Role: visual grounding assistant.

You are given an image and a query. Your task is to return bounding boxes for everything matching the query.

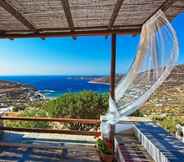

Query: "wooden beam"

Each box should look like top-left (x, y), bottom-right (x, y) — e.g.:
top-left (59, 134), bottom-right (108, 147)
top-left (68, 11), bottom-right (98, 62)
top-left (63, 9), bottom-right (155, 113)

top-left (143, 0), bottom-right (177, 24)
top-left (0, 27), bottom-right (141, 39)
top-left (0, 116), bottom-right (100, 125)
top-left (61, 0), bottom-right (76, 39)
top-left (110, 33), bottom-right (116, 99)
top-left (161, 0), bottom-right (177, 11)
top-left (0, 126), bottom-right (98, 136)
top-left (0, 0), bottom-right (35, 30)
top-left (0, 24), bottom-right (141, 33)
top-left (108, 0), bottom-right (125, 29)
top-left (0, 30), bottom-right (5, 35)
top-left (61, 0), bottom-right (74, 30)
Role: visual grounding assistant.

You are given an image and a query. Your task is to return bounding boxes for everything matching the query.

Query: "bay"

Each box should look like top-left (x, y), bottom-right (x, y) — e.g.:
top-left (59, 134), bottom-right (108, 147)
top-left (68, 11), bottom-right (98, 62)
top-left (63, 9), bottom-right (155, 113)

top-left (0, 76), bottom-right (109, 98)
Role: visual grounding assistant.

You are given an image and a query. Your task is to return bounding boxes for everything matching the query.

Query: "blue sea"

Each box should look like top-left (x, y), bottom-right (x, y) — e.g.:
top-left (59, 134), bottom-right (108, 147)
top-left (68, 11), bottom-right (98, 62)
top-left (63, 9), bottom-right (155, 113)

top-left (0, 76), bottom-right (109, 98)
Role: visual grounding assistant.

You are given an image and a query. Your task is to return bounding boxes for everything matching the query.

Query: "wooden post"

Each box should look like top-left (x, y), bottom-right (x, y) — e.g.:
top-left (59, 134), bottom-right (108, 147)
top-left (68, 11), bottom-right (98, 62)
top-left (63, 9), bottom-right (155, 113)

top-left (110, 33), bottom-right (116, 159)
top-left (110, 33), bottom-right (116, 99)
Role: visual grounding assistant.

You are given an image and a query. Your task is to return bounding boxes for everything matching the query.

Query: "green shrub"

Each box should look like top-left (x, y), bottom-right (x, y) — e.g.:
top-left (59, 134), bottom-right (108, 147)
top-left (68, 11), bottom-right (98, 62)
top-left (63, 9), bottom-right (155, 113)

top-left (6, 91), bottom-right (109, 130)
top-left (44, 91), bottom-right (108, 130)
top-left (96, 139), bottom-right (112, 154)
top-left (131, 110), bottom-right (144, 117)
top-left (152, 115), bottom-right (184, 134)
top-left (160, 117), bottom-right (179, 133)
top-left (45, 91), bottom-right (108, 117)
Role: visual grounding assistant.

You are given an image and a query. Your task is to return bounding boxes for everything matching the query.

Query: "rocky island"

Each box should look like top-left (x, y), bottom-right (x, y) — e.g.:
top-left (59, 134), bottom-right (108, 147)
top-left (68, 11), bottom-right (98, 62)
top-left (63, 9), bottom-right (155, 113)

top-left (88, 77), bottom-right (110, 85)
top-left (0, 80), bottom-right (45, 112)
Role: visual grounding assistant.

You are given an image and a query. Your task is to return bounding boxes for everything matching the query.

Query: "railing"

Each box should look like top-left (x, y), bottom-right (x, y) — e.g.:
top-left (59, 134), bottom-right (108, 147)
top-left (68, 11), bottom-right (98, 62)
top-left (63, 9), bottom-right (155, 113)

top-left (0, 116), bottom-right (101, 136)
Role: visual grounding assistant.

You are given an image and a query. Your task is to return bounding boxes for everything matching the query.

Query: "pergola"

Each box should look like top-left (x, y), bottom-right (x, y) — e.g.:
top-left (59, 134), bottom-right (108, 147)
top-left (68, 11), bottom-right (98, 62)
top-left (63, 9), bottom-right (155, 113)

top-left (0, 0), bottom-right (184, 136)
top-left (0, 0), bottom-right (183, 39)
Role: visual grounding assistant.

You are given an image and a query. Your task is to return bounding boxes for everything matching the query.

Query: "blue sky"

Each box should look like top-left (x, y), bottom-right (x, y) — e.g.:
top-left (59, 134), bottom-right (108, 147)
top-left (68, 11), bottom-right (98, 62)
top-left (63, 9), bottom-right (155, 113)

top-left (0, 12), bottom-right (184, 76)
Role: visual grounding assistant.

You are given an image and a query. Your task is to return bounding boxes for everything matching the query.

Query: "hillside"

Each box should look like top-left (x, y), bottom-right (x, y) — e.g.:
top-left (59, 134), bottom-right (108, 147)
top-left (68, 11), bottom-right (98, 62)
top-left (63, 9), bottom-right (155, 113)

top-left (141, 64), bottom-right (184, 116)
top-left (0, 80), bottom-right (45, 109)
top-left (91, 64), bottom-right (184, 116)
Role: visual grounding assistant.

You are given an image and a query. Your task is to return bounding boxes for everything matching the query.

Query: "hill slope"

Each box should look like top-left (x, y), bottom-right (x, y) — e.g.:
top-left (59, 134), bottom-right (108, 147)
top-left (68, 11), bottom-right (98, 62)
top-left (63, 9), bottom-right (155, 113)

top-left (141, 64), bottom-right (184, 116)
top-left (0, 80), bottom-right (45, 109)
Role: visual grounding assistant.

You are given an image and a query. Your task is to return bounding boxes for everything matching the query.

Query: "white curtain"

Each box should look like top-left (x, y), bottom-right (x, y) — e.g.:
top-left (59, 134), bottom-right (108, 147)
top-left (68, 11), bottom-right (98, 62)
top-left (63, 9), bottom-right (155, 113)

top-left (101, 10), bottom-right (179, 138)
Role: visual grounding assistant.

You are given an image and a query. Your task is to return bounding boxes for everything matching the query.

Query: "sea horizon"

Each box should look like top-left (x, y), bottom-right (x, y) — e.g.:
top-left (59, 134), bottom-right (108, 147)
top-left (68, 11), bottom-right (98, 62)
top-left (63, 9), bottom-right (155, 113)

top-left (0, 74), bottom-right (109, 77)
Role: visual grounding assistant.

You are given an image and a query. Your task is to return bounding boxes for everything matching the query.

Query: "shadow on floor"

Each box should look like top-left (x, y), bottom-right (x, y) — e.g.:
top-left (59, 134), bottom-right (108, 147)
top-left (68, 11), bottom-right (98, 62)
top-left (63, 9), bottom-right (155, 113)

top-left (135, 122), bottom-right (184, 162)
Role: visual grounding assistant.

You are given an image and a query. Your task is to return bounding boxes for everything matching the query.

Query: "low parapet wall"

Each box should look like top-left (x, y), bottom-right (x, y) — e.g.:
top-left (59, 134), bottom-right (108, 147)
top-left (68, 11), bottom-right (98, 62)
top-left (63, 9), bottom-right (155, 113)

top-left (134, 122), bottom-right (184, 162)
top-left (100, 116), bottom-right (151, 138)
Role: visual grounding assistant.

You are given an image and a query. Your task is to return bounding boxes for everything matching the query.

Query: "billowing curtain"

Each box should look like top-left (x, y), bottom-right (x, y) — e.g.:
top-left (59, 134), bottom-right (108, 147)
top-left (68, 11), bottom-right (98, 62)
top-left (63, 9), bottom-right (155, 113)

top-left (101, 10), bottom-right (179, 138)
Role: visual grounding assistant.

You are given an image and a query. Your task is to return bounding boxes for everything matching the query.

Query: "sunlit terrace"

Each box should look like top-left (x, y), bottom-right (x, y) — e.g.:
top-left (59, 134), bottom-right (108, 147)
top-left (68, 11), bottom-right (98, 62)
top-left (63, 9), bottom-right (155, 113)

top-left (0, 0), bottom-right (184, 162)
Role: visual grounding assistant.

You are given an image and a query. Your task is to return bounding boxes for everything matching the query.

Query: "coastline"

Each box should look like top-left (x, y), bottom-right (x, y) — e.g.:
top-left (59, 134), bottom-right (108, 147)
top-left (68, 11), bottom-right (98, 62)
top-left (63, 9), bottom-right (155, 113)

top-left (0, 80), bottom-right (46, 109)
top-left (88, 81), bottom-right (110, 85)
top-left (0, 76), bottom-right (110, 100)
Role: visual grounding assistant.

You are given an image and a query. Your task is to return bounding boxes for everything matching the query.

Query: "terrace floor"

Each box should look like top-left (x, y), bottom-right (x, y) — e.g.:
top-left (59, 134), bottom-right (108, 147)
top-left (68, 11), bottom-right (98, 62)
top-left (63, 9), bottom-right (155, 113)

top-left (0, 131), bottom-right (101, 162)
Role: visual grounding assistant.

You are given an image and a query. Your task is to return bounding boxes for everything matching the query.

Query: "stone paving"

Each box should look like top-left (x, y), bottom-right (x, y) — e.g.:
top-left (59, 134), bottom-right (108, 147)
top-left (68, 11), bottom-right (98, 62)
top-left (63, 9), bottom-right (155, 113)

top-left (0, 131), bottom-right (101, 162)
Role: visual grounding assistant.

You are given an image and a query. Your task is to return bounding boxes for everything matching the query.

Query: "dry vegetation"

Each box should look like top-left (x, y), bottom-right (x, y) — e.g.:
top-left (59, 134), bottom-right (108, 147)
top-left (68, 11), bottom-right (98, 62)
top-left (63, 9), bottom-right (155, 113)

top-left (141, 65), bottom-right (184, 116)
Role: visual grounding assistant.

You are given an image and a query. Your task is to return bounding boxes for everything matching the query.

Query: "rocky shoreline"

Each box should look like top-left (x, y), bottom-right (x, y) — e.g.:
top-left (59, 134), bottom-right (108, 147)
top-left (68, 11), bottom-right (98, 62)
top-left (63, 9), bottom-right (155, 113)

top-left (0, 80), bottom-right (45, 110)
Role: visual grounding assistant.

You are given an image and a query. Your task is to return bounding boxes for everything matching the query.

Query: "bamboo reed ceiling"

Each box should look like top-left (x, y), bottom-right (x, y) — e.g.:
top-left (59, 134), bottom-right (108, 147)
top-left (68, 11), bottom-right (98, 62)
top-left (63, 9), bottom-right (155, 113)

top-left (0, 0), bottom-right (183, 38)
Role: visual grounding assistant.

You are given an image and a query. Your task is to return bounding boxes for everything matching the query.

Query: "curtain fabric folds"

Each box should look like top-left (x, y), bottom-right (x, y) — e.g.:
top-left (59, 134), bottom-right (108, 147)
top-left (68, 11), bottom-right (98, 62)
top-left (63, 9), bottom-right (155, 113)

top-left (101, 10), bottom-right (179, 138)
